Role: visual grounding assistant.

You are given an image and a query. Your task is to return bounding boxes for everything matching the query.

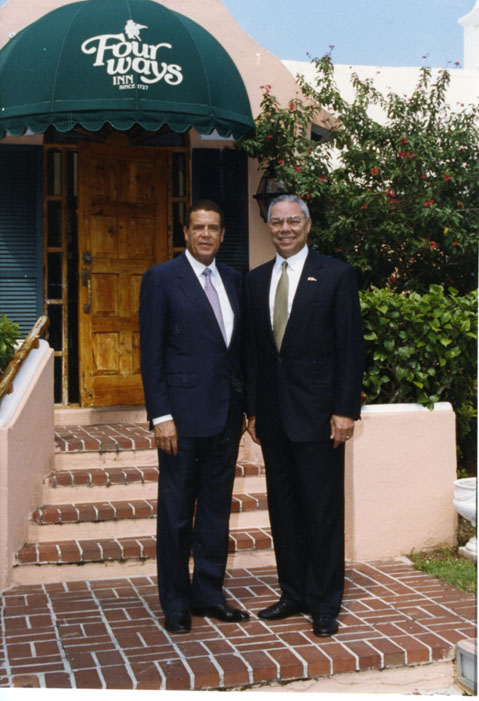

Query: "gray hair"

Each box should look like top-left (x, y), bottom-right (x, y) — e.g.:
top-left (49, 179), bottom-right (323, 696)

top-left (267, 195), bottom-right (310, 222)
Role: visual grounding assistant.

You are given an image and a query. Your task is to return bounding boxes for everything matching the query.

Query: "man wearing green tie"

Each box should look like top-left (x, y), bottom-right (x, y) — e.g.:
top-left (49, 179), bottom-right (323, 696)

top-left (245, 195), bottom-right (364, 638)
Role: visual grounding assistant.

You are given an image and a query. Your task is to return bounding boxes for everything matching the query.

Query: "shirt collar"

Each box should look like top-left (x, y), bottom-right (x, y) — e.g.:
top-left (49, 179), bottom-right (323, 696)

top-left (185, 248), bottom-right (218, 277)
top-left (274, 244), bottom-right (308, 271)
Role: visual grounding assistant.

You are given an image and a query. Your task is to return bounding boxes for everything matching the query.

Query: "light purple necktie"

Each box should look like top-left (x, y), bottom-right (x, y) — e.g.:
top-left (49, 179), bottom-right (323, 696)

top-left (202, 268), bottom-right (227, 343)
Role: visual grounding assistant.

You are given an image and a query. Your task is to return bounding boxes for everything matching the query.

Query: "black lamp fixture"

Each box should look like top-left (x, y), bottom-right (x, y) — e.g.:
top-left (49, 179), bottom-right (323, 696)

top-left (253, 173), bottom-right (290, 221)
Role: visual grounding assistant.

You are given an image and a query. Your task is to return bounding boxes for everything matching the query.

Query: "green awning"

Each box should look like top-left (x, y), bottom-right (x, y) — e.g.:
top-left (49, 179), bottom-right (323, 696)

top-left (0, 0), bottom-right (254, 139)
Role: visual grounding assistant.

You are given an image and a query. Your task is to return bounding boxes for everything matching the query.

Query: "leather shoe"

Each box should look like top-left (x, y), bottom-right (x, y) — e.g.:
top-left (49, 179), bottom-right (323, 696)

top-left (258, 600), bottom-right (305, 620)
top-left (191, 602), bottom-right (249, 622)
top-left (164, 610), bottom-right (191, 634)
top-left (312, 615), bottom-right (338, 637)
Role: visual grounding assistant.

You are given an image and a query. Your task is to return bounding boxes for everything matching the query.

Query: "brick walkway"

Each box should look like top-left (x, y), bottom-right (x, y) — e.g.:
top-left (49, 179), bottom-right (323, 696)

top-left (1, 562), bottom-right (476, 690)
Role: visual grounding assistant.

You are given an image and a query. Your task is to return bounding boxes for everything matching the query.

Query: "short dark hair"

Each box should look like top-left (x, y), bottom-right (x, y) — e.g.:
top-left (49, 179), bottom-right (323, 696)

top-left (185, 200), bottom-right (225, 228)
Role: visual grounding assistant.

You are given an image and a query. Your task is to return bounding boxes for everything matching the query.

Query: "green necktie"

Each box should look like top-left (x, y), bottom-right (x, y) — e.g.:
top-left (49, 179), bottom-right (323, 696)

top-left (273, 261), bottom-right (289, 350)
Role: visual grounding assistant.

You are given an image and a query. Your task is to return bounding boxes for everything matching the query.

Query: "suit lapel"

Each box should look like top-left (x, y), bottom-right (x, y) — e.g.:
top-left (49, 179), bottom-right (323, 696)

top-left (176, 254), bottom-right (224, 338)
top-left (258, 260), bottom-right (277, 350)
top-left (281, 251), bottom-right (325, 349)
top-left (218, 264), bottom-right (240, 345)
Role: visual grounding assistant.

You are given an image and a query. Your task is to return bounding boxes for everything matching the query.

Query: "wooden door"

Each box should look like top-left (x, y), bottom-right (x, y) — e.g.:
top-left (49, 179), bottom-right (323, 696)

top-left (78, 133), bottom-right (168, 406)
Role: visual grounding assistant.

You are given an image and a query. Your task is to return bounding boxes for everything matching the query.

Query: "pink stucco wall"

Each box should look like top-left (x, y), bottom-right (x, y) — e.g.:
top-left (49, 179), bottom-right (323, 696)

top-left (242, 403), bottom-right (458, 562)
top-left (345, 403), bottom-right (457, 561)
top-left (0, 343), bottom-right (55, 589)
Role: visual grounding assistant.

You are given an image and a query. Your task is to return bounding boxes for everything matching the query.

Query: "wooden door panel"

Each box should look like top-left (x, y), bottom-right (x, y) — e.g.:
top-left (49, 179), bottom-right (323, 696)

top-left (118, 216), bottom-right (155, 260)
top-left (92, 332), bottom-right (119, 374)
top-left (78, 136), bottom-right (168, 407)
top-left (91, 217), bottom-right (118, 258)
top-left (90, 157), bottom-right (119, 202)
top-left (91, 274), bottom-right (118, 316)
top-left (119, 160), bottom-right (156, 202)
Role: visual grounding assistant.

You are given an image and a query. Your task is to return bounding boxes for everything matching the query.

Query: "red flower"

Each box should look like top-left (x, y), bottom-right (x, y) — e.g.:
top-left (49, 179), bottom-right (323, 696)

top-left (399, 137), bottom-right (409, 144)
top-left (266, 134), bottom-right (273, 139)
top-left (452, 241), bottom-right (459, 247)
top-left (458, 201), bottom-right (464, 207)
top-left (319, 175), bottom-right (327, 182)
top-left (423, 199), bottom-right (434, 207)
top-left (370, 167), bottom-right (379, 175)
top-left (289, 102), bottom-right (295, 110)
top-left (421, 174), bottom-right (428, 180)
top-left (443, 174), bottom-right (452, 181)
top-left (399, 151), bottom-right (405, 158)
top-left (294, 166), bottom-right (302, 172)
top-left (306, 193), bottom-right (311, 200)
top-left (429, 241), bottom-right (438, 249)
top-left (360, 203), bottom-right (368, 210)
top-left (277, 159), bottom-right (284, 165)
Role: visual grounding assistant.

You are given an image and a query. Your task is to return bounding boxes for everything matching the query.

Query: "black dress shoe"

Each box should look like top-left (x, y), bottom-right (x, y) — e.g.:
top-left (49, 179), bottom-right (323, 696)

top-left (164, 610), bottom-right (191, 634)
top-left (258, 600), bottom-right (305, 620)
top-left (191, 603), bottom-right (249, 622)
top-left (312, 615), bottom-right (338, 637)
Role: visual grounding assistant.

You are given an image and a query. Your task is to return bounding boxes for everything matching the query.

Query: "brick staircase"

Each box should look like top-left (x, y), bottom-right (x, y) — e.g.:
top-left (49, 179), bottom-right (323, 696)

top-left (13, 420), bottom-right (275, 585)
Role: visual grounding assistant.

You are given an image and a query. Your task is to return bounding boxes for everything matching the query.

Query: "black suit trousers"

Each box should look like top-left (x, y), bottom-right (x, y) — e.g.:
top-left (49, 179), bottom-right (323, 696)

top-left (156, 410), bottom-right (242, 614)
top-left (260, 425), bottom-right (345, 617)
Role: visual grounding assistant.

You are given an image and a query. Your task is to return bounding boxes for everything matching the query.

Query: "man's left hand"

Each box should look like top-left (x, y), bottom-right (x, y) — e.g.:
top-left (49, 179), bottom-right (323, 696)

top-left (330, 414), bottom-right (355, 449)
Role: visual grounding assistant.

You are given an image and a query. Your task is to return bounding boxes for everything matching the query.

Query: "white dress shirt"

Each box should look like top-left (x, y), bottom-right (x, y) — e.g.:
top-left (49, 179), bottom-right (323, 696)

top-left (269, 245), bottom-right (309, 325)
top-left (153, 250), bottom-right (235, 426)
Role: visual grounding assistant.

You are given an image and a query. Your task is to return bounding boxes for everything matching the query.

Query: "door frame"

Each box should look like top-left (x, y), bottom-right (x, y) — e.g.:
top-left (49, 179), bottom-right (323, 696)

top-left (42, 130), bottom-right (190, 406)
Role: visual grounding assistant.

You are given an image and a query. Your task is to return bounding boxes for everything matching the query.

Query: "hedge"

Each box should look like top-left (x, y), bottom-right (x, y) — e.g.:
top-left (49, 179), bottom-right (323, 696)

top-left (360, 285), bottom-right (477, 474)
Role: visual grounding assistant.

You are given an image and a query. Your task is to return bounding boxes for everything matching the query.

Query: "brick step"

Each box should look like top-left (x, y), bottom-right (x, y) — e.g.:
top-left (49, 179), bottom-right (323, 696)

top-left (54, 422), bottom-right (154, 453)
top-left (28, 494), bottom-right (270, 541)
top-left (33, 492), bottom-right (268, 525)
top-left (47, 462), bottom-right (264, 486)
top-left (41, 463), bottom-right (266, 505)
top-left (17, 527), bottom-right (273, 565)
top-left (12, 529), bottom-right (276, 585)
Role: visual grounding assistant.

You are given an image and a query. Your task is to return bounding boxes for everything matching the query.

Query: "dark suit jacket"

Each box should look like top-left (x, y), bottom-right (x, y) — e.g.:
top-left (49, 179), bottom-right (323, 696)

top-left (139, 253), bottom-right (243, 438)
top-left (246, 249), bottom-right (364, 442)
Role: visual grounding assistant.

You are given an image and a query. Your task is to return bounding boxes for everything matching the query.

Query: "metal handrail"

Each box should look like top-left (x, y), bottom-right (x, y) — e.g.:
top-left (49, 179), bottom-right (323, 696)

top-left (0, 316), bottom-right (50, 403)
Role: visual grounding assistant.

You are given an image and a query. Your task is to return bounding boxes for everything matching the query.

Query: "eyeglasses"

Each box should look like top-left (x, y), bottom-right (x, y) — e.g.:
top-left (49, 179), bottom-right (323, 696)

top-left (269, 217), bottom-right (306, 230)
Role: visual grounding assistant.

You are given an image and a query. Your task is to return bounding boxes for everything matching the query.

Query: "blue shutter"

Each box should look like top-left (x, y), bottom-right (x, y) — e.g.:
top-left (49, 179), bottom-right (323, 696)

top-left (0, 146), bottom-right (43, 336)
top-left (192, 148), bottom-right (249, 273)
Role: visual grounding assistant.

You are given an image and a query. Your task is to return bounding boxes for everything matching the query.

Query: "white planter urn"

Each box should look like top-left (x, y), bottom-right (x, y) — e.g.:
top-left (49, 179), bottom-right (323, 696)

top-left (453, 477), bottom-right (477, 561)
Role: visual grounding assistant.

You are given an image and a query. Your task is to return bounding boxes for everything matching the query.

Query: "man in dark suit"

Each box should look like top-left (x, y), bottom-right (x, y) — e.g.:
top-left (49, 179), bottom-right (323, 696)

top-left (139, 200), bottom-right (249, 634)
top-left (246, 195), bottom-right (364, 637)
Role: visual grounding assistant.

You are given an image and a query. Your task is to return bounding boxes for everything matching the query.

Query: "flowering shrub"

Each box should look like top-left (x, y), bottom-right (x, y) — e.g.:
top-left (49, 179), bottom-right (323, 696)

top-left (240, 58), bottom-right (478, 472)
top-left (240, 56), bottom-right (479, 294)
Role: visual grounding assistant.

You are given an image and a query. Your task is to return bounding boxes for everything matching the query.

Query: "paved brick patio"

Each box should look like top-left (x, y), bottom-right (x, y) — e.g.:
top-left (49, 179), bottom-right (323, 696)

top-left (1, 561), bottom-right (476, 690)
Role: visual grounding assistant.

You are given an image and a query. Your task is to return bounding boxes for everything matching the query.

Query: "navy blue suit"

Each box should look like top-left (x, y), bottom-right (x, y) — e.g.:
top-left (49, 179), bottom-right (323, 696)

top-left (139, 253), bottom-right (244, 614)
top-left (246, 249), bottom-right (364, 616)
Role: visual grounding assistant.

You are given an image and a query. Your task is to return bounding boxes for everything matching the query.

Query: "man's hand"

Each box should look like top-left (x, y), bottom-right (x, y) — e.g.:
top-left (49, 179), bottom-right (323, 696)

top-left (247, 416), bottom-right (260, 444)
top-left (330, 414), bottom-right (355, 449)
top-left (154, 420), bottom-right (178, 456)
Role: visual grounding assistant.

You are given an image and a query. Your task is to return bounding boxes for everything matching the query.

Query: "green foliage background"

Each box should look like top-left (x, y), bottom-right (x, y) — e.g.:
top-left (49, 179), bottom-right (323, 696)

top-left (239, 57), bottom-right (478, 473)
